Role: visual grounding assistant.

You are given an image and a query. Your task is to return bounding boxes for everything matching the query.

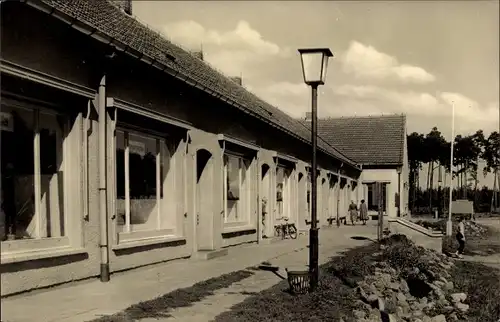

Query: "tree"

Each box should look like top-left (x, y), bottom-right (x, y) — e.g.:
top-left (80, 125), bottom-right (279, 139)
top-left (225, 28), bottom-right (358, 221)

top-left (407, 132), bottom-right (425, 212)
top-left (423, 127), bottom-right (447, 210)
top-left (482, 131), bottom-right (500, 212)
top-left (454, 134), bottom-right (482, 199)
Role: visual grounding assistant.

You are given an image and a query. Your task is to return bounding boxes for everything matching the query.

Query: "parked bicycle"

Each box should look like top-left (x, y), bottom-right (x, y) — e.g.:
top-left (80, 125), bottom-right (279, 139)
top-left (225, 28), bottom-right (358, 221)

top-left (274, 217), bottom-right (298, 239)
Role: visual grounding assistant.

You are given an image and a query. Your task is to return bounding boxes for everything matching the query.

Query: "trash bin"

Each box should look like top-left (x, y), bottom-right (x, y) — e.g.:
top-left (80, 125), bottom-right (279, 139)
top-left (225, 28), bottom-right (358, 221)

top-left (286, 269), bottom-right (310, 294)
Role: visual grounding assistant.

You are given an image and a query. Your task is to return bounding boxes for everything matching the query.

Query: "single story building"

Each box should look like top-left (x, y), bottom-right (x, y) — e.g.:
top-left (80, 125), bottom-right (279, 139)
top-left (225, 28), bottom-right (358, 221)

top-left (310, 115), bottom-right (410, 218)
top-left (0, 0), bottom-right (362, 296)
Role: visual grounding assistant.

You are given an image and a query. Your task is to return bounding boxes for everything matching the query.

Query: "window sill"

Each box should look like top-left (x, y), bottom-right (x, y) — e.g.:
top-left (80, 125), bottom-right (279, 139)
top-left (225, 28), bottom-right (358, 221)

top-left (116, 228), bottom-right (176, 243)
top-left (223, 223), bottom-right (255, 234)
top-left (1, 246), bottom-right (87, 265)
top-left (112, 235), bottom-right (186, 251)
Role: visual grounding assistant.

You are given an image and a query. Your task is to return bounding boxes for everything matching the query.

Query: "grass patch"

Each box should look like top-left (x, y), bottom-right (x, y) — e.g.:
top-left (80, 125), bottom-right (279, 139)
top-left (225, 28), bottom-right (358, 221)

top-left (451, 261), bottom-right (500, 322)
top-left (214, 243), bottom-right (380, 322)
top-left (88, 269), bottom-right (255, 322)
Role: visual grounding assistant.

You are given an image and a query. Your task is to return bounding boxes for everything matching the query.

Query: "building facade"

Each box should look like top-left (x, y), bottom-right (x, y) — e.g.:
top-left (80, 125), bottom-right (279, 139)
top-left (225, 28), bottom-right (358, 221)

top-left (314, 115), bottom-right (410, 218)
top-left (0, 0), bottom-right (362, 296)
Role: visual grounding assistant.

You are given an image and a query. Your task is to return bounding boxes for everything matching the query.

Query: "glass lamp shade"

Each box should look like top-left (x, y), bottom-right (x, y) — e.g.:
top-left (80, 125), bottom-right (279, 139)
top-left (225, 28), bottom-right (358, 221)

top-left (298, 48), bottom-right (333, 85)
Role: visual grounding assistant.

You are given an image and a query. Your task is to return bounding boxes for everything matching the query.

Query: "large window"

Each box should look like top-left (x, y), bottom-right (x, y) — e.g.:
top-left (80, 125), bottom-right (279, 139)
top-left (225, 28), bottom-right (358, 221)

top-left (115, 129), bottom-right (168, 232)
top-left (276, 166), bottom-right (291, 218)
top-left (223, 154), bottom-right (250, 223)
top-left (1, 105), bottom-right (67, 242)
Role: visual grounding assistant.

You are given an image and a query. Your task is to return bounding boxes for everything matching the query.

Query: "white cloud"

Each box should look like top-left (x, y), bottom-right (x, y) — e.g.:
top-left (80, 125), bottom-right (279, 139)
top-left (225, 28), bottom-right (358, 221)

top-left (341, 41), bottom-right (436, 84)
top-left (332, 84), bottom-right (499, 136)
top-left (162, 20), bottom-right (289, 77)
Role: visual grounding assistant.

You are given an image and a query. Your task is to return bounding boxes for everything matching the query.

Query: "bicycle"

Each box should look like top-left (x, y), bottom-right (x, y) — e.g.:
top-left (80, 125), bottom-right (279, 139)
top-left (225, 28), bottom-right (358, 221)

top-left (274, 217), bottom-right (298, 240)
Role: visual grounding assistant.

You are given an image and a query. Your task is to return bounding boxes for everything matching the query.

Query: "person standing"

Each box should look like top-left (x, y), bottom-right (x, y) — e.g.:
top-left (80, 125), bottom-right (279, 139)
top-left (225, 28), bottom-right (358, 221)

top-left (455, 216), bottom-right (466, 258)
top-left (359, 199), bottom-right (368, 225)
top-left (348, 200), bottom-right (358, 226)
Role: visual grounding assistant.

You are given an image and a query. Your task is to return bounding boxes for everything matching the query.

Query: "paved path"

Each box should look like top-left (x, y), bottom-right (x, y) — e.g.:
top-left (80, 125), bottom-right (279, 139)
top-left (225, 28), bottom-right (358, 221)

top-left (462, 217), bottom-right (500, 269)
top-left (1, 223), bottom-right (380, 322)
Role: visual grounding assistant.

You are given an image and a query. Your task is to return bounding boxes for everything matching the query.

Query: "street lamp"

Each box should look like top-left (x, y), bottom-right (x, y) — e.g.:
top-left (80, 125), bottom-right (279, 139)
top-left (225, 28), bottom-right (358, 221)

top-left (446, 101), bottom-right (456, 236)
top-left (298, 47), bottom-right (333, 291)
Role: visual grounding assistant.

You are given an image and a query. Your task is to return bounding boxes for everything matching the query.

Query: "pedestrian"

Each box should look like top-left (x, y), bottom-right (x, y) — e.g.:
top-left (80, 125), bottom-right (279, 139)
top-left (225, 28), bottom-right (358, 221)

top-left (455, 216), bottom-right (465, 258)
top-left (348, 200), bottom-right (358, 225)
top-left (359, 199), bottom-right (368, 225)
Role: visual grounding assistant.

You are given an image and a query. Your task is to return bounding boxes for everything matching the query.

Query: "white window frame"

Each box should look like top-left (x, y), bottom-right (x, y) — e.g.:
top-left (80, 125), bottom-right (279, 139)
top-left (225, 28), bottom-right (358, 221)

top-left (276, 166), bottom-right (292, 220)
top-left (1, 100), bottom-right (84, 262)
top-left (114, 127), bottom-right (175, 243)
top-left (223, 153), bottom-right (251, 225)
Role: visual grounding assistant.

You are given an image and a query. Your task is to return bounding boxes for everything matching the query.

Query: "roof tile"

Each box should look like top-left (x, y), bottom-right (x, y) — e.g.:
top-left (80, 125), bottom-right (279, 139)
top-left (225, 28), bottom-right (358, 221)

top-left (302, 115), bottom-right (406, 165)
top-left (31, 0), bottom-right (358, 168)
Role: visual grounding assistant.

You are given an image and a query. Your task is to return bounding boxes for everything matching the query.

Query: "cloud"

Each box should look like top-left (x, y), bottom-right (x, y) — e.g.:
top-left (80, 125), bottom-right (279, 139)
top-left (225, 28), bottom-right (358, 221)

top-left (341, 41), bottom-right (436, 84)
top-left (162, 20), bottom-right (289, 77)
top-left (332, 84), bottom-right (499, 136)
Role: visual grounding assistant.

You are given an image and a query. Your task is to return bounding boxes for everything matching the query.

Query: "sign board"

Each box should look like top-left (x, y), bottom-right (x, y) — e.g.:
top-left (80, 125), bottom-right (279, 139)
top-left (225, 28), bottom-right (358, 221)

top-left (0, 112), bottom-right (14, 132)
top-left (451, 200), bottom-right (474, 215)
top-left (129, 140), bottom-right (146, 156)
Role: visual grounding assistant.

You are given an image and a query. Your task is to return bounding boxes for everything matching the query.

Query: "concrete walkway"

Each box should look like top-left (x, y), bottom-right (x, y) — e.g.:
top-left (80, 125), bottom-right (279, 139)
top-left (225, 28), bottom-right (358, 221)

top-left (462, 217), bottom-right (500, 269)
top-left (1, 223), bottom-right (380, 322)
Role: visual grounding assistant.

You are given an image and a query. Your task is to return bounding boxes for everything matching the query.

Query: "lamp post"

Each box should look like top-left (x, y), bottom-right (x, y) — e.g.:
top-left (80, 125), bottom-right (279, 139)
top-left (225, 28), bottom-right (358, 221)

top-left (446, 101), bottom-right (455, 236)
top-left (298, 47), bottom-right (333, 291)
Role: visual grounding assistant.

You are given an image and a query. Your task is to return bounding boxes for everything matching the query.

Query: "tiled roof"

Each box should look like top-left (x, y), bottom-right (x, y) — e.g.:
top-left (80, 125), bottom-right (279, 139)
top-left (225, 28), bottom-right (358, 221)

top-left (27, 0), bottom-right (359, 169)
top-left (303, 115), bottom-right (406, 166)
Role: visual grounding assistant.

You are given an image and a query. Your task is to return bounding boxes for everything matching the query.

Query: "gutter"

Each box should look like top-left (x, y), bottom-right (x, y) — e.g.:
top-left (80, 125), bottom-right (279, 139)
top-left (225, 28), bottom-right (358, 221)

top-left (24, 0), bottom-right (360, 171)
top-left (97, 75), bottom-right (110, 282)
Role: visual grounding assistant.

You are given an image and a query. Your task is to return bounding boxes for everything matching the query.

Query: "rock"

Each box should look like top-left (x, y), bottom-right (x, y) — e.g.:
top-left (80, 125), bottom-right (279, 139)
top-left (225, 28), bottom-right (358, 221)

top-left (400, 279), bottom-right (410, 293)
top-left (396, 292), bottom-right (408, 305)
top-left (353, 309), bottom-right (366, 319)
top-left (455, 302), bottom-right (470, 312)
top-left (444, 281), bottom-right (454, 291)
top-left (448, 312), bottom-right (458, 321)
top-left (443, 305), bottom-right (454, 312)
top-left (450, 292), bottom-right (467, 303)
top-left (431, 314), bottom-right (447, 322)
top-left (388, 313), bottom-right (399, 322)
top-left (367, 294), bottom-right (379, 303)
top-left (422, 316), bottom-right (433, 322)
top-left (390, 282), bottom-right (401, 291)
top-left (377, 297), bottom-right (386, 311)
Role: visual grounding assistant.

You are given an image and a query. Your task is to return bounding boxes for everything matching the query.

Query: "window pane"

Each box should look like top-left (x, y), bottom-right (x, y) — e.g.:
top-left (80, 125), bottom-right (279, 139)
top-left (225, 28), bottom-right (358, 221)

top-left (1, 106), bottom-right (35, 240)
top-left (115, 130), bottom-right (126, 229)
top-left (129, 133), bottom-right (158, 231)
top-left (226, 155), bottom-right (240, 222)
top-left (39, 112), bottom-right (65, 237)
top-left (276, 167), bottom-right (284, 216)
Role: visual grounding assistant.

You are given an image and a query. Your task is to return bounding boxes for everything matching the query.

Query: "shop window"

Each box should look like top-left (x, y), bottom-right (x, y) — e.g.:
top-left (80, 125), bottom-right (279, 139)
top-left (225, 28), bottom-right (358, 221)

top-left (223, 153), bottom-right (250, 223)
top-left (115, 129), bottom-right (168, 232)
top-left (276, 166), bottom-right (291, 218)
top-left (1, 105), bottom-right (67, 242)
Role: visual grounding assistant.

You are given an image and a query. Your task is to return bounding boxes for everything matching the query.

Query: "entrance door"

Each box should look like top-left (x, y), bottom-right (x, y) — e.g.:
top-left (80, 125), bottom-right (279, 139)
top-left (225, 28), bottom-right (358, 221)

top-left (195, 149), bottom-right (214, 251)
top-left (261, 164), bottom-right (271, 238)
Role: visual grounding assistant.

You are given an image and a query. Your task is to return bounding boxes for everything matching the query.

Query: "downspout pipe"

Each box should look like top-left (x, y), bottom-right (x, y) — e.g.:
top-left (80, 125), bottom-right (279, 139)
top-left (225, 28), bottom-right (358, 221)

top-left (98, 75), bottom-right (110, 282)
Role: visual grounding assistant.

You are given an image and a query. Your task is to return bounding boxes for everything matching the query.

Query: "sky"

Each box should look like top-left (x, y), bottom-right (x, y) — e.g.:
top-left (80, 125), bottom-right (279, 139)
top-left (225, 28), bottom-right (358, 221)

top-left (132, 0), bottom-right (499, 188)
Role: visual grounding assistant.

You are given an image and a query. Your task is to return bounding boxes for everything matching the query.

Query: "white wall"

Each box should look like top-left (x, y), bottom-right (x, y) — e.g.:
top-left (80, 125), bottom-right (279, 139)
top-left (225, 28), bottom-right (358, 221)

top-left (361, 169), bottom-right (399, 218)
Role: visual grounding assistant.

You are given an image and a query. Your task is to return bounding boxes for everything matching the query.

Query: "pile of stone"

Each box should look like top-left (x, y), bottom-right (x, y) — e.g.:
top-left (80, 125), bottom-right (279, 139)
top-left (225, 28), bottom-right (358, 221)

top-left (463, 221), bottom-right (488, 238)
top-left (352, 239), bottom-right (469, 322)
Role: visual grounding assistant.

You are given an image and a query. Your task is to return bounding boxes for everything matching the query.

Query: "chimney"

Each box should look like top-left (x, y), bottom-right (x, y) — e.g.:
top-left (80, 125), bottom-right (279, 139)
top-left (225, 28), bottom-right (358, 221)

top-left (230, 76), bottom-right (242, 86)
top-left (305, 112), bottom-right (312, 121)
top-left (110, 0), bottom-right (132, 15)
top-left (191, 51), bottom-right (204, 61)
